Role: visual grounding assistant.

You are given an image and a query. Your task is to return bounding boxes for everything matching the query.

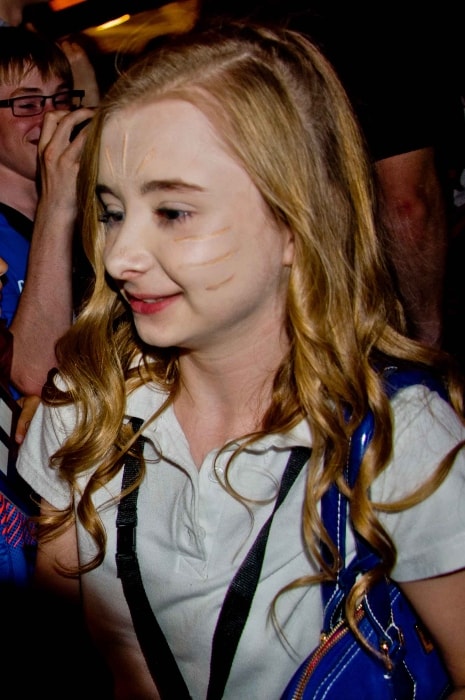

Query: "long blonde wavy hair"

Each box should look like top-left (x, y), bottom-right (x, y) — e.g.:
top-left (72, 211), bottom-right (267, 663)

top-left (41, 22), bottom-right (464, 648)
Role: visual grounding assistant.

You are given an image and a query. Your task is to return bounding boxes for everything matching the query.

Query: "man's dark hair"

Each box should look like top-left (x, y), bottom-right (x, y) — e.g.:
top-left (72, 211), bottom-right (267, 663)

top-left (0, 26), bottom-right (72, 86)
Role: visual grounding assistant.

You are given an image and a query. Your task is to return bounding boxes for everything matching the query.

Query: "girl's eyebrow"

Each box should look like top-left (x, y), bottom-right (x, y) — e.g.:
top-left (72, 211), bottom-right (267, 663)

top-left (139, 179), bottom-right (206, 195)
top-left (96, 180), bottom-right (206, 199)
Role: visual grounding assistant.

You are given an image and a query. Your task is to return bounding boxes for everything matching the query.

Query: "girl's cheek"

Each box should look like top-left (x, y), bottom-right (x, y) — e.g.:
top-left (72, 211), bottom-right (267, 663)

top-left (170, 225), bottom-right (239, 288)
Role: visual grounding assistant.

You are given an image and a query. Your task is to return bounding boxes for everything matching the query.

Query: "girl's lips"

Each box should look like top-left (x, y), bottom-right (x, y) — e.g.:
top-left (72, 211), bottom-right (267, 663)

top-left (127, 293), bottom-right (180, 315)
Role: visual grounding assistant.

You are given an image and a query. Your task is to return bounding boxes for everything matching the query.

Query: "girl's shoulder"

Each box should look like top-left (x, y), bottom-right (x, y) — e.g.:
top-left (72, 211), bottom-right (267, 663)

top-left (126, 381), bottom-right (169, 422)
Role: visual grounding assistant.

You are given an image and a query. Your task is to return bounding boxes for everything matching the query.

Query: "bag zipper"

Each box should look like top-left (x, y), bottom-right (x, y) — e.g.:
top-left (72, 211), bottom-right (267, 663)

top-left (291, 607), bottom-right (365, 700)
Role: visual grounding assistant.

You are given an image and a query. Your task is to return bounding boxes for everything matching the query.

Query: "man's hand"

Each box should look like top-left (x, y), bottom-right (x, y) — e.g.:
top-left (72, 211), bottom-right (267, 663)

top-left (15, 395), bottom-right (40, 444)
top-left (38, 106), bottom-right (95, 214)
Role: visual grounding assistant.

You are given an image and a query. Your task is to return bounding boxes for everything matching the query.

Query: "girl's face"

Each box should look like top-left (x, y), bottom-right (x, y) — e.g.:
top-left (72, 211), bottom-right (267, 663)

top-left (98, 99), bottom-right (294, 354)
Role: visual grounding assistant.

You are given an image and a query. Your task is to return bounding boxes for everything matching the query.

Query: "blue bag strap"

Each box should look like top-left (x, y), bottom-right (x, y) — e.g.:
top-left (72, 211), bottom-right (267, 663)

top-left (320, 364), bottom-right (447, 632)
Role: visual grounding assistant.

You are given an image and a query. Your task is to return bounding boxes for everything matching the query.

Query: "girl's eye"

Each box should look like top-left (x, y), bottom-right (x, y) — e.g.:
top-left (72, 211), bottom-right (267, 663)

top-left (98, 210), bottom-right (124, 227)
top-left (156, 208), bottom-right (192, 225)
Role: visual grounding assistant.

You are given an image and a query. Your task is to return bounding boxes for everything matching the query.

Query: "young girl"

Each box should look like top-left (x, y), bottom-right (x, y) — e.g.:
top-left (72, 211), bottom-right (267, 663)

top-left (17, 23), bottom-right (465, 698)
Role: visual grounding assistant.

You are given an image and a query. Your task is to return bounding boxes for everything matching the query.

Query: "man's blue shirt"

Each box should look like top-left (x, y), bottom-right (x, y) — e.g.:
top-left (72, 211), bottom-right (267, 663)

top-left (0, 204), bottom-right (32, 398)
top-left (0, 209), bottom-right (31, 326)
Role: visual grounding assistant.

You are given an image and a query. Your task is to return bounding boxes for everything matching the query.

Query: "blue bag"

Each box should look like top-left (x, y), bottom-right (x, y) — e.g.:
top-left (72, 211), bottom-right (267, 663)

top-left (281, 367), bottom-right (452, 699)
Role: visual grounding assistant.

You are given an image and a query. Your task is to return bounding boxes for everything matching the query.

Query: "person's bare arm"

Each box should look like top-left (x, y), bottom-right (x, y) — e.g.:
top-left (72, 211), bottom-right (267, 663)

top-left (375, 147), bottom-right (448, 347)
top-left (9, 107), bottom-right (94, 396)
top-left (58, 39), bottom-right (101, 108)
top-left (400, 569), bottom-right (465, 697)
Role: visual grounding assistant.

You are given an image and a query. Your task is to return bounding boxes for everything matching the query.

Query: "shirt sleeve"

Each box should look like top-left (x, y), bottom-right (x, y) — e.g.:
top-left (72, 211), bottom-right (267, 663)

top-left (16, 400), bottom-right (77, 510)
top-left (372, 386), bottom-right (465, 581)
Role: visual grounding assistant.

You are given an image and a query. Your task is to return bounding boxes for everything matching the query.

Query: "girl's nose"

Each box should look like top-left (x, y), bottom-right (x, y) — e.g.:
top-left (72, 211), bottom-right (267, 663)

top-left (103, 226), bottom-right (154, 282)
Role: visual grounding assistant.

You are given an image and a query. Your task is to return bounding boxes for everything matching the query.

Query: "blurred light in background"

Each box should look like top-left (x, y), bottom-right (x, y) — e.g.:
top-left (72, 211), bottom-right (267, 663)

top-left (37, 1), bottom-right (199, 54)
top-left (83, 1), bottom-right (198, 53)
top-left (95, 15), bottom-right (131, 32)
top-left (49, 0), bottom-right (85, 9)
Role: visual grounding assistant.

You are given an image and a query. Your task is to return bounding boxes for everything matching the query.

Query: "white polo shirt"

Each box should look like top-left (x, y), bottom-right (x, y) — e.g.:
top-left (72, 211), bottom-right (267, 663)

top-left (17, 381), bottom-right (465, 699)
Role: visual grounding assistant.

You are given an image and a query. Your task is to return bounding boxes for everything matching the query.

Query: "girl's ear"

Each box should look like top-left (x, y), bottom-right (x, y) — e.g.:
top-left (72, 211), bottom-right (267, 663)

top-left (282, 226), bottom-right (295, 267)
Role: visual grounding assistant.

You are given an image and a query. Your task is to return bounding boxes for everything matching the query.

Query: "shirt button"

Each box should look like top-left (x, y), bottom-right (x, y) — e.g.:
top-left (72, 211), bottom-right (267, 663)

top-left (208, 464), bottom-right (224, 483)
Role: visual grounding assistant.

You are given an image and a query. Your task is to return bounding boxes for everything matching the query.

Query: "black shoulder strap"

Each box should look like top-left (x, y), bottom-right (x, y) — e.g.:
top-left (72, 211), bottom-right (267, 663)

top-left (206, 445), bottom-right (311, 700)
top-left (115, 418), bottom-right (310, 700)
top-left (115, 417), bottom-right (192, 699)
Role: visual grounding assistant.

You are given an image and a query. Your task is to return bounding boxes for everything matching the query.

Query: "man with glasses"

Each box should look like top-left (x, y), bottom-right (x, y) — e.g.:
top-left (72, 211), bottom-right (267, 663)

top-left (0, 27), bottom-right (113, 699)
top-left (0, 25), bottom-right (95, 398)
top-left (0, 89), bottom-right (85, 117)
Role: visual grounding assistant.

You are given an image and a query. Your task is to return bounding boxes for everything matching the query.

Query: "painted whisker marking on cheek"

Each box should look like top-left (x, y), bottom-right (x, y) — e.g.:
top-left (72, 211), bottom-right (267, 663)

top-left (181, 249), bottom-right (239, 268)
top-left (174, 226), bottom-right (231, 243)
top-left (205, 274), bottom-right (234, 291)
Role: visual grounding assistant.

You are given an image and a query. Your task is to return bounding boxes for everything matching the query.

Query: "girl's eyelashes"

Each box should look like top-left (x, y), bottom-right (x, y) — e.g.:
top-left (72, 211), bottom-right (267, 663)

top-left (97, 205), bottom-right (193, 228)
top-left (98, 209), bottom-right (124, 227)
top-left (156, 207), bottom-right (193, 225)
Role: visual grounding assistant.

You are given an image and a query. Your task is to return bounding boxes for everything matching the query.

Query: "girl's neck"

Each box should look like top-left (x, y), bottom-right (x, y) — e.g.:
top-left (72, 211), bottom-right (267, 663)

top-left (174, 328), bottom-right (289, 468)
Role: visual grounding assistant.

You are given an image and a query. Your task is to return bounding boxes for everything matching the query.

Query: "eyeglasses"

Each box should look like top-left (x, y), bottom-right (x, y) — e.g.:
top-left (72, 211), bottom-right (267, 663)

top-left (0, 90), bottom-right (85, 117)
